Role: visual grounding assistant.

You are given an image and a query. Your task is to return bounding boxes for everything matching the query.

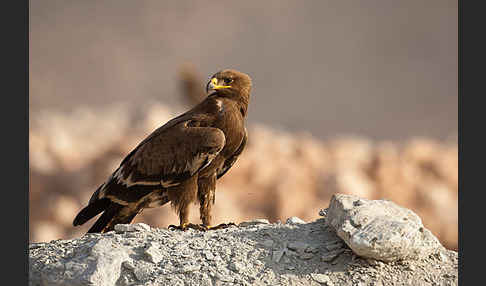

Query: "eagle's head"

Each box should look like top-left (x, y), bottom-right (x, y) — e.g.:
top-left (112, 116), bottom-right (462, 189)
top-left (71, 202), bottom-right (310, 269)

top-left (206, 69), bottom-right (252, 99)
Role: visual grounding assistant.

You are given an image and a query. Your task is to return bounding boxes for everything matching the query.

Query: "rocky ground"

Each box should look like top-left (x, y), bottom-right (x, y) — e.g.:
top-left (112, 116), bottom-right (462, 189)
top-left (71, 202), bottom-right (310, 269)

top-left (29, 194), bottom-right (458, 286)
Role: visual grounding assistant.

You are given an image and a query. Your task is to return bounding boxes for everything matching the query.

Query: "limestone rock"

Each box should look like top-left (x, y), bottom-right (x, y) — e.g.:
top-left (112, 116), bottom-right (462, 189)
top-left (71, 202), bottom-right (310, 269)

top-left (30, 238), bottom-right (129, 285)
top-left (144, 242), bottom-right (164, 264)
top-left (286, 216), bottom-right (306, 224)
top-left (325, 193), bottom-right (441, 262)
top-left (114, 223), bottom-right (151, 232)
top-left (311, 273), bottom-right (334, 285)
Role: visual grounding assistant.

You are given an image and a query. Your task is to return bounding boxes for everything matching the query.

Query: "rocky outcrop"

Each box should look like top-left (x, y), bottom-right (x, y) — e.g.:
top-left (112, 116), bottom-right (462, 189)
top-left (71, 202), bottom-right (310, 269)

top-left (29, 195), bottom-right (458, 286)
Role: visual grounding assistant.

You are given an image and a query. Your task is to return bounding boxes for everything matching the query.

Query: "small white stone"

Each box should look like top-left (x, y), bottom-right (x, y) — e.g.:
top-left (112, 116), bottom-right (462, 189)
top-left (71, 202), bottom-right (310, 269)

top-left (114, 223), bottom-right (151, 233)
top-left (203, 250), bottom-right (214, 260)
top-left (133, 223), bottom-right (151, 231)
top-left (229, 261), bottom-right (245, 273)
top-left (406, 264), bottom-right (416, 271)
top-left (286, 217), bottom-right (306, 225)
top-left (438, 251), bottom-right (449, 262)
top-left (122, 260), bottom-right (135, 270)
top-left (181, 263), bottom-right (200, 273)
top-left (144, 243), bottom-right (163, 264)
top-left (114, 224), bottom-right (131, 232)
top-left (311, 273), bottom-right (334, 285)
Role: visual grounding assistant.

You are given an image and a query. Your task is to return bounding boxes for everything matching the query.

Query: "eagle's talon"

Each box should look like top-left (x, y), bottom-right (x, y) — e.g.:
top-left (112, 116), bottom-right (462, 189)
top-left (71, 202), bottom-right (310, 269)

top-left (188, 223), bottom-right (208, 231)
top-left (206, 222), bottom-right (237, 230)
top-left (169, 223), bottom-right (208, 231)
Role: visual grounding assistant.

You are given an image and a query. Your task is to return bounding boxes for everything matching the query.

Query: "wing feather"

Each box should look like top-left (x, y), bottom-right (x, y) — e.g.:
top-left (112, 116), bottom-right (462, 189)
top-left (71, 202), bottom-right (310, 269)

top-left (124, 121), bottom-right (224, 185)
top-left (98, 119), bottom-right (225, 202)
top-left (217, 127), bottom-right (247, 179)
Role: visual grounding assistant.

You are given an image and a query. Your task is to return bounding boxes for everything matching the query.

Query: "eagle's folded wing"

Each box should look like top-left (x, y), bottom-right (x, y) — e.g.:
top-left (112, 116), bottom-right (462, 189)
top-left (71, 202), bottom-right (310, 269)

top-left (94, 122), bottom-right (226, 204)
top-left (217, 127), bottom-right (247, 179)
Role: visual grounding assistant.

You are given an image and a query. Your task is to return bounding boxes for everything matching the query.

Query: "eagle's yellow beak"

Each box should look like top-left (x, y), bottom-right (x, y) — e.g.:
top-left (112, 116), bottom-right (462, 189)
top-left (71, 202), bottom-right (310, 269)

top-left (207, 78), bottom-right (231, 93)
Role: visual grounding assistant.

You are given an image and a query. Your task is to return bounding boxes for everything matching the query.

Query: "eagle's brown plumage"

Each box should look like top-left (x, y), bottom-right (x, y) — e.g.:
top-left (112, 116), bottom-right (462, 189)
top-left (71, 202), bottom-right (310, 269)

top-left (73, 69), bottom-right (252, 233)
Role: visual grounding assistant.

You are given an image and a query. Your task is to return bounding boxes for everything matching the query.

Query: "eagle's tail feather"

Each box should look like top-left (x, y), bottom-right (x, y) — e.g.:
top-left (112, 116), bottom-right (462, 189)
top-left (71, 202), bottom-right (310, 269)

top-left (87, 202), bottom-right (140, 233)
top-left (72, 198), bottom-right (110, 227)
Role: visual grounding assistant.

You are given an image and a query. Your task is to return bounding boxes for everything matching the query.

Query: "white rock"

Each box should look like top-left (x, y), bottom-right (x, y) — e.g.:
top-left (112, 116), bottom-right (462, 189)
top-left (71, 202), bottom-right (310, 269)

top-left (230, 261), bottom-right (245, 273)
top-left (325, 194), bottom-right (441, 262)
top-left (122, 261), bottom-right (135, 270)
top-left (181, 263), bottom-right (201, 273)
top-left (88, 239), bottom-right (130, 284)
top-left (203, 250), bottom-right (214, 260)
top-left (34, 238), bottom-right (130, 285)
top-left (144, 243), bottom-right (163, 264)
top-left (438, 250), bottom-right (449, 262)
top-left (311, 273), bottom-right (334, 285)
top-left (114, 223), bottom-right (151, 233)
top-left (286, 216), bottom-right (306, 224)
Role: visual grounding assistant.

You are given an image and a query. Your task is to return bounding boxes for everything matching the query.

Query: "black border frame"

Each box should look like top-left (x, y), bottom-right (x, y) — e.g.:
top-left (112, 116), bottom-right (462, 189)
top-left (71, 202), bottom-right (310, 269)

top-left (3, 0), bottom-right (29, 284)
top-left (458, 0), bottom-right (482, 284)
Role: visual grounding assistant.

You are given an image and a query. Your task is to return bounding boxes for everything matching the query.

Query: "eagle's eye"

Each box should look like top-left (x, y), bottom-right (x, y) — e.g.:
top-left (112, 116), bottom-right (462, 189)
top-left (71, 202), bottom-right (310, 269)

top-left (223, 78), bottom-right (233, 85)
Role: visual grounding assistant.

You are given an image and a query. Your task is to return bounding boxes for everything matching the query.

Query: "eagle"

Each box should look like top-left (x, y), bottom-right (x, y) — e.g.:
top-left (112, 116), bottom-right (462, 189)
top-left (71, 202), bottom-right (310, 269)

top-left (73, 69), bottom-right (252, 233)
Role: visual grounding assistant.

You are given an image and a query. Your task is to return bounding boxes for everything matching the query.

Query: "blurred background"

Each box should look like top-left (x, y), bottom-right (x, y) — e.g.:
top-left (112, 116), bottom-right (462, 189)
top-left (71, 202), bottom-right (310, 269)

top-left (29, 0), bottom-right (458, 250)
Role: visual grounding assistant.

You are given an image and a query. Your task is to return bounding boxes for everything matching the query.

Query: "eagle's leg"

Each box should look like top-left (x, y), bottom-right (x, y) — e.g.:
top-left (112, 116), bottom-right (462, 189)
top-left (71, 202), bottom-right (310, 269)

top-left (197, 174), bottom-right (237, 231)
top-left (178, 201), bottom-right (191, 228)
top-left (168, 202), bottom-right (206, 231)
top-left (198, 174), bottom-right (216, 227)
top-left (168, 177), bottom-right (206, 231)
